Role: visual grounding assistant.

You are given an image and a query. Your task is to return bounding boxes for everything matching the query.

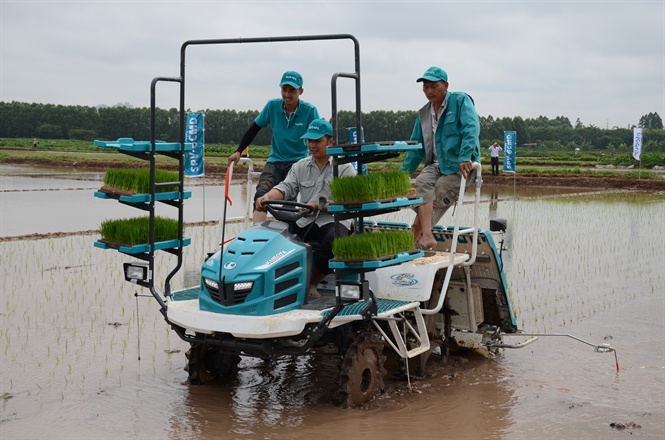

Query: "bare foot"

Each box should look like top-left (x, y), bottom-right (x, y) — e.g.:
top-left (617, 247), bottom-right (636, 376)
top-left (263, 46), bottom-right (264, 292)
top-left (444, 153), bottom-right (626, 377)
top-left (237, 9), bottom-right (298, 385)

top-left (417, 232), bottom-right (437, 250)
top-left (308, 285), bottom-right (321, 299)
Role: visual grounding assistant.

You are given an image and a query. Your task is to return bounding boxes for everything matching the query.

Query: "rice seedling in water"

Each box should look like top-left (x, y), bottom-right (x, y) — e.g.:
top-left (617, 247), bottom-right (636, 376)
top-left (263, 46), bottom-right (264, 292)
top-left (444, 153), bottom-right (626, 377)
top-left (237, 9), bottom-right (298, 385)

top-left (103, 168), bottom-right (179, 194)
top-left (332, 230), bottom-right (413, 260)
top-left (330, 171), bottom-right (411, 203)
top-left (99, 216), bottom-right (182, 246)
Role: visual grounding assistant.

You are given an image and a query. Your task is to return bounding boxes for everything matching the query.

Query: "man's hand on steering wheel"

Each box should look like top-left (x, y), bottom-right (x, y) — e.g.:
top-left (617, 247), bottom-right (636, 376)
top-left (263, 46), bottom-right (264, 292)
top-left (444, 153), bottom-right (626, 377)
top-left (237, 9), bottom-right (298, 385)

top-left (260, 200), bottom-right (315, 223)
top-left (304, 202), bottom-right (319, 216)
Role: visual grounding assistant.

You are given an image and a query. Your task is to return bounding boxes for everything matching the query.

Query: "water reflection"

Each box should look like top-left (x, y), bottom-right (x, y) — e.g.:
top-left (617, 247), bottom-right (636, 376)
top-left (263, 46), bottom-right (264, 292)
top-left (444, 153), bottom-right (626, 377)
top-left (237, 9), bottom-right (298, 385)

top-left (169, 355), bottom-right (518, 439)
top-left (1, 167), bottom-right (601, 238)
top-left (0, 176), bottom-right (249, 237)
top-left (489, 190), bottom-right (499, 218)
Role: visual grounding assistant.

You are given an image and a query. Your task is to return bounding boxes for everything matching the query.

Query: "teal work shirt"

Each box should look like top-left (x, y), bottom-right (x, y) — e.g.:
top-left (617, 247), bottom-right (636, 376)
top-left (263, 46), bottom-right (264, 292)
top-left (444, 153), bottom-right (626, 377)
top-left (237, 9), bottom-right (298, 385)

top-left (274, 156), bottom-right (356, 228)
top-left (400, 91), bottom-right (480, 175)
top-left (255, 99), bottom-right (320, 163)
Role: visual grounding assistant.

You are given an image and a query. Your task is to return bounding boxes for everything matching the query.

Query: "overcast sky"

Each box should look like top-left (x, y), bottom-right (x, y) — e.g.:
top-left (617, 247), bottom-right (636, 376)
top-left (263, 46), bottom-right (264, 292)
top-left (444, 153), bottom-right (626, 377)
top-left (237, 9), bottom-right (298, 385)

top-left (1, 0), bottom-right (663, 129)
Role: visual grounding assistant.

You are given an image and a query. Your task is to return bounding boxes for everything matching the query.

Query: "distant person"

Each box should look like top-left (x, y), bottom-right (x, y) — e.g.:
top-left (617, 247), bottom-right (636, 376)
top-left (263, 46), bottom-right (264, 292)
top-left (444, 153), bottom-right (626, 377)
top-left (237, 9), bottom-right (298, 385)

top-left (489, 141), bottom-right (503, 175)
top-left (228, 71), bottom-right (320, 224)
top-left (400, 66), bottom-right (481, 250)
top-left (255, 119), bottom-right (356, 298)
top-left (33, 137), bottom-right (38, 150)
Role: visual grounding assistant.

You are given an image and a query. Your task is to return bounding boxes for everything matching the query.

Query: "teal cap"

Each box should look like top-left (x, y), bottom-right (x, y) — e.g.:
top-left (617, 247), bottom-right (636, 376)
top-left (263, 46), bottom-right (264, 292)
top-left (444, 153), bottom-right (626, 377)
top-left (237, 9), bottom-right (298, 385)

top-left (417, 66), bottom-right (448, 82)
top-left (301, 119), bottom-right (333, 140)
top-left (280, 71), bottom-right (303, 88)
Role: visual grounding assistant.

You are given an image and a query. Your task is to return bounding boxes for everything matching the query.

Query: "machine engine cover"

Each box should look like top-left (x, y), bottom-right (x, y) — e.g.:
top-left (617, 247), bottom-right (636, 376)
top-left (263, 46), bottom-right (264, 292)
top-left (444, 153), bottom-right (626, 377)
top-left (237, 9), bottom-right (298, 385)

top-left (199, 221), bottom-right (311, 316)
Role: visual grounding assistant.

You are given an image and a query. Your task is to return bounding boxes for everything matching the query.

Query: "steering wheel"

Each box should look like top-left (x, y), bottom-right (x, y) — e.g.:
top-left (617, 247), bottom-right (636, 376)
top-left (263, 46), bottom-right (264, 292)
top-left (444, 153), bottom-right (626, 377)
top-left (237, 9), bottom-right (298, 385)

top-left (261, 200), bottom-right (314, 223)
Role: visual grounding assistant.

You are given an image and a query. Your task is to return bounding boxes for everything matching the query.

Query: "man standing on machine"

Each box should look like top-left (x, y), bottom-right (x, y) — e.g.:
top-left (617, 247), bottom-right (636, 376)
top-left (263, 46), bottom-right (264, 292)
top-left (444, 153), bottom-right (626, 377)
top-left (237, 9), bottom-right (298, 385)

top-left (228, 71), bottom-right (320, 224)
top-left (400, 66), bottom-right (481, 250)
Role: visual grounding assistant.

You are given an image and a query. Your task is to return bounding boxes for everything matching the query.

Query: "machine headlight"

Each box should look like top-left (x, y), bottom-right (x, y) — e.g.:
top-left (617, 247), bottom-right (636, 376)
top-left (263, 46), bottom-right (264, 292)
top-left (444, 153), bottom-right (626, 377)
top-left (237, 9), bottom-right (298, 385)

top-left (124, 262), bottom-right (149, 284)
top-left (337, 280), bottom-right (369, 301)
top-left (339, 283), bottom-right (361, 300)
top-left (233, 281), bottom-right (254, 292)
top-left (203, 277), bottom-right (219, 290)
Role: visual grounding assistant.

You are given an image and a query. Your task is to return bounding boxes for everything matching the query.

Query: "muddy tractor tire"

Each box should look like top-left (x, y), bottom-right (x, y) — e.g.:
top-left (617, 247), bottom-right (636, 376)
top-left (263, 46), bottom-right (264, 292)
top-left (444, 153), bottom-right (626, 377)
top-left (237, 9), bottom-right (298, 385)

top-left (184, 343), bottom-right (240, 385)
top-left (336, 332), bottom-right (387, 408)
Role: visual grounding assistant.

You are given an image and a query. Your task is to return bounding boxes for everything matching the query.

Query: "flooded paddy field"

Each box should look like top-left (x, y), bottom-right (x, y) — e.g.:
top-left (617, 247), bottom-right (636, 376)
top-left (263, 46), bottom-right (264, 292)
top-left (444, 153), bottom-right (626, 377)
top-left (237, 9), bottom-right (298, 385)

top-left (1, 166), bottom-right (664, 439)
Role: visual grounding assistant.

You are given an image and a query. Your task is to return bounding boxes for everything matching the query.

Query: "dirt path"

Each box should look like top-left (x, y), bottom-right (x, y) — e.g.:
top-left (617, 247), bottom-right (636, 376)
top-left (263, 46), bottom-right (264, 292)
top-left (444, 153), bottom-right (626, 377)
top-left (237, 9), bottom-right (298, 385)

top-left (482, 172), bottom-right (665, 192)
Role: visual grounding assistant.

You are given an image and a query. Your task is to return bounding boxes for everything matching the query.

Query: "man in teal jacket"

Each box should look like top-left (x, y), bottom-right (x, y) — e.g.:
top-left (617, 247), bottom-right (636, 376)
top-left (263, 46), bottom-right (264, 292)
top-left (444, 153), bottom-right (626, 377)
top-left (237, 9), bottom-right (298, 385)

top-left (400, 66), bottom-right (480, 250)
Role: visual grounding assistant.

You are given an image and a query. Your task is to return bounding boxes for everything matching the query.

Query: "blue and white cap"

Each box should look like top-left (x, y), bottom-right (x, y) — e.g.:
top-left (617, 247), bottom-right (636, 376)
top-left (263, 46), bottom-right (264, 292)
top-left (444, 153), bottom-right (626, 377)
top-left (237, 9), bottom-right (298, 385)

top-left (301, 119), bottom-right (333, 139)
top-left (279, 71), bottom-right (303, 88)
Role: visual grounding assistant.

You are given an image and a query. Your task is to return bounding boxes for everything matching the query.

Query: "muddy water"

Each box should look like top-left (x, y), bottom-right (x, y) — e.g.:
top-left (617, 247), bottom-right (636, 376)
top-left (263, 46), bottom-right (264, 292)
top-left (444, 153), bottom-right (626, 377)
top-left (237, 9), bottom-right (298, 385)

top-left (1, 169), bottom-right (664, 439)
top-left (0, 166), bottom-right (250, 237)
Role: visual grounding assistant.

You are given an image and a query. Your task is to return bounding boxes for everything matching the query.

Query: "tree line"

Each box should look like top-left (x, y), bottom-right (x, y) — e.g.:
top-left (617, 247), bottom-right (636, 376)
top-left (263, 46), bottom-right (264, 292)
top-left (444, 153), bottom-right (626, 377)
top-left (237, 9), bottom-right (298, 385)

top-left (1, 101), bottom-right (663, 152)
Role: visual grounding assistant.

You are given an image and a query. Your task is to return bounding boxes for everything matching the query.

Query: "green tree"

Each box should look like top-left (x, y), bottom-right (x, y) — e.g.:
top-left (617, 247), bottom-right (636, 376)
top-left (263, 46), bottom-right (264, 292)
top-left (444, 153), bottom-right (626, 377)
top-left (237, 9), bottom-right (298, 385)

top-left (37, 123), bottom-right (63, 139)
top-left (513, 116), bottom-right (530, 145)
top-left (2, 100), bottom-right (664, 152)
top-left (639, 112), bottom-right (663, 129)
top-left (69, 129), bottom-right (96, 141)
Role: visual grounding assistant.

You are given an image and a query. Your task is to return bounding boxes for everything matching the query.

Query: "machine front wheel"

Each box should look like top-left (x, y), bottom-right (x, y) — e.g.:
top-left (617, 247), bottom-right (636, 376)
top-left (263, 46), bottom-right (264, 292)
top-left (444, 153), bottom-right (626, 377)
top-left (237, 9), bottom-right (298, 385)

top-left (336, 332), bottom-right (387, 407)
top-left (184, 343), bottom-right (240, 385)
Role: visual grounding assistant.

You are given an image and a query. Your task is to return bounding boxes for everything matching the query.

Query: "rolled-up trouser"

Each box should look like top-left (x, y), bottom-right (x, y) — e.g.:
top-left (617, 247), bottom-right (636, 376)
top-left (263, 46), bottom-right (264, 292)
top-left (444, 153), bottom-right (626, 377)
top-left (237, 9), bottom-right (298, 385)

top-left (414, 163), bottom-right (477, 226)
top-left (253, 161), bottom-right (296, 211)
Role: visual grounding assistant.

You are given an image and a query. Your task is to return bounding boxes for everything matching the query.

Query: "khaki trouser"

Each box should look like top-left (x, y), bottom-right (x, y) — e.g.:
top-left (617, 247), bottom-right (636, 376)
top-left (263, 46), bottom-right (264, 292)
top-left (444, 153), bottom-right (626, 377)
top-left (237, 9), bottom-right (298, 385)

top-left (415, 163), bottom-right (477, 225)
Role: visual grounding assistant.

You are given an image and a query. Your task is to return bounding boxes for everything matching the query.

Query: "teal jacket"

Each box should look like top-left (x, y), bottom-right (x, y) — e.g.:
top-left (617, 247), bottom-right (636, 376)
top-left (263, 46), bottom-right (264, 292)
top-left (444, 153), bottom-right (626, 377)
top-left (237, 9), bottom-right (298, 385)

top-left (400, 91), bottom-right (480, 175)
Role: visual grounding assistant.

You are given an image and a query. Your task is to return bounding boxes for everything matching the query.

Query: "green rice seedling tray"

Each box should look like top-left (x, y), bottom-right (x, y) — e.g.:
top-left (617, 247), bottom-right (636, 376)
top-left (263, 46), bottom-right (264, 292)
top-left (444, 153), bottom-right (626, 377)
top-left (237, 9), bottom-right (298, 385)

top-left (329, 250), bottom-right (424, 270)
top-left (94, 238), bottom-right (191, 254)
top-left (94, 190), bottom-right (192, 203)
top-left (328, 196), bottom-right (422, 213)
top-left (94, 138), bottom-right (192, 153)
top-left (327, 141), bottom-right (421, 156)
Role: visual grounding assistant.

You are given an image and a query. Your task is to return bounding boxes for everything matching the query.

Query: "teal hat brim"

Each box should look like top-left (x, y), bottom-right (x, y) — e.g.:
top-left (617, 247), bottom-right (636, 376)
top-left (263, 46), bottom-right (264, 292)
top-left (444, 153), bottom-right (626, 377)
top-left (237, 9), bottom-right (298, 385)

top-left (280, 81), bottom-right (301, 88)
top-left (417, 75), bottom-right (446, 82)
top-left (301, 132), bottom-right (326, 140)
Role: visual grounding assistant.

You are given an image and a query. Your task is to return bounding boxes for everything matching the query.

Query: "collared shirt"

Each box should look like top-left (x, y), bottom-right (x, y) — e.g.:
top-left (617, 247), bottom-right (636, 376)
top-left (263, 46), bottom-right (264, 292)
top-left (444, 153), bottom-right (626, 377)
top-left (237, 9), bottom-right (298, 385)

top-left (274, 156), bottom-right (356, 228)
top-left (429, 97), bottom-right (447, 163)
top-left (489, 144), bottom-right (503, 157)
top-left (255, 98), bottom-right (320, 163)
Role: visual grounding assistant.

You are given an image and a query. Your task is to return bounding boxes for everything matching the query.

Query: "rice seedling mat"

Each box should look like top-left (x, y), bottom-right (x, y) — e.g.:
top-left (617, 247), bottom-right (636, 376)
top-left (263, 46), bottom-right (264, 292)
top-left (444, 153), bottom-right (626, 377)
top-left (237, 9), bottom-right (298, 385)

top-left (329, 249), bottom-right (424, 269)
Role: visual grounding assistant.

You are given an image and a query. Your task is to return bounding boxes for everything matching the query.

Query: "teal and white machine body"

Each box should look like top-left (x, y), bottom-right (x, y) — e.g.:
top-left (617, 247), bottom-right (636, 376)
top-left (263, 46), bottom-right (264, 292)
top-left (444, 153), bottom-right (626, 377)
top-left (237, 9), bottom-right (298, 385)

top-left (199, 221), bottom-right (311, 316)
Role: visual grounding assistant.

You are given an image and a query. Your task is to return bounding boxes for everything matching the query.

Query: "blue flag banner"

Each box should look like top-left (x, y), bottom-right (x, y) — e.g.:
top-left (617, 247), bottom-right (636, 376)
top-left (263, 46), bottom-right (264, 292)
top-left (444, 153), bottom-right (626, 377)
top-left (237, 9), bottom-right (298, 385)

top-left (632, 127), bottom-right (642, 161)
top-left (348, 127), bottom-right (367, 175)
top-left (185, 113), bottom-right (205, 177)
top-left (503, 131), bottom-right (516, 173)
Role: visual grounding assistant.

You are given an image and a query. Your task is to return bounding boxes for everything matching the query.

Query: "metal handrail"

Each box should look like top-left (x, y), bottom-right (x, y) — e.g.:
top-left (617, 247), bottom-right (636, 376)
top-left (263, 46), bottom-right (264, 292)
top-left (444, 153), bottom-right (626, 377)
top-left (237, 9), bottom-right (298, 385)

top-left (421, 162), bottom-right (482, 315)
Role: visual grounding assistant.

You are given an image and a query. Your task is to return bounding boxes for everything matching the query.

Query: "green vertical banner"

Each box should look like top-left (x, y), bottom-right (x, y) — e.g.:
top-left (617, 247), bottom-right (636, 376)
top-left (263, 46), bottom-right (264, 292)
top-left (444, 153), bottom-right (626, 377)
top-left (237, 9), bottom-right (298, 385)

top-left (503, 131), bottom-right (516, 173)
top-left (185, 113), bottom-right (204, 177)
